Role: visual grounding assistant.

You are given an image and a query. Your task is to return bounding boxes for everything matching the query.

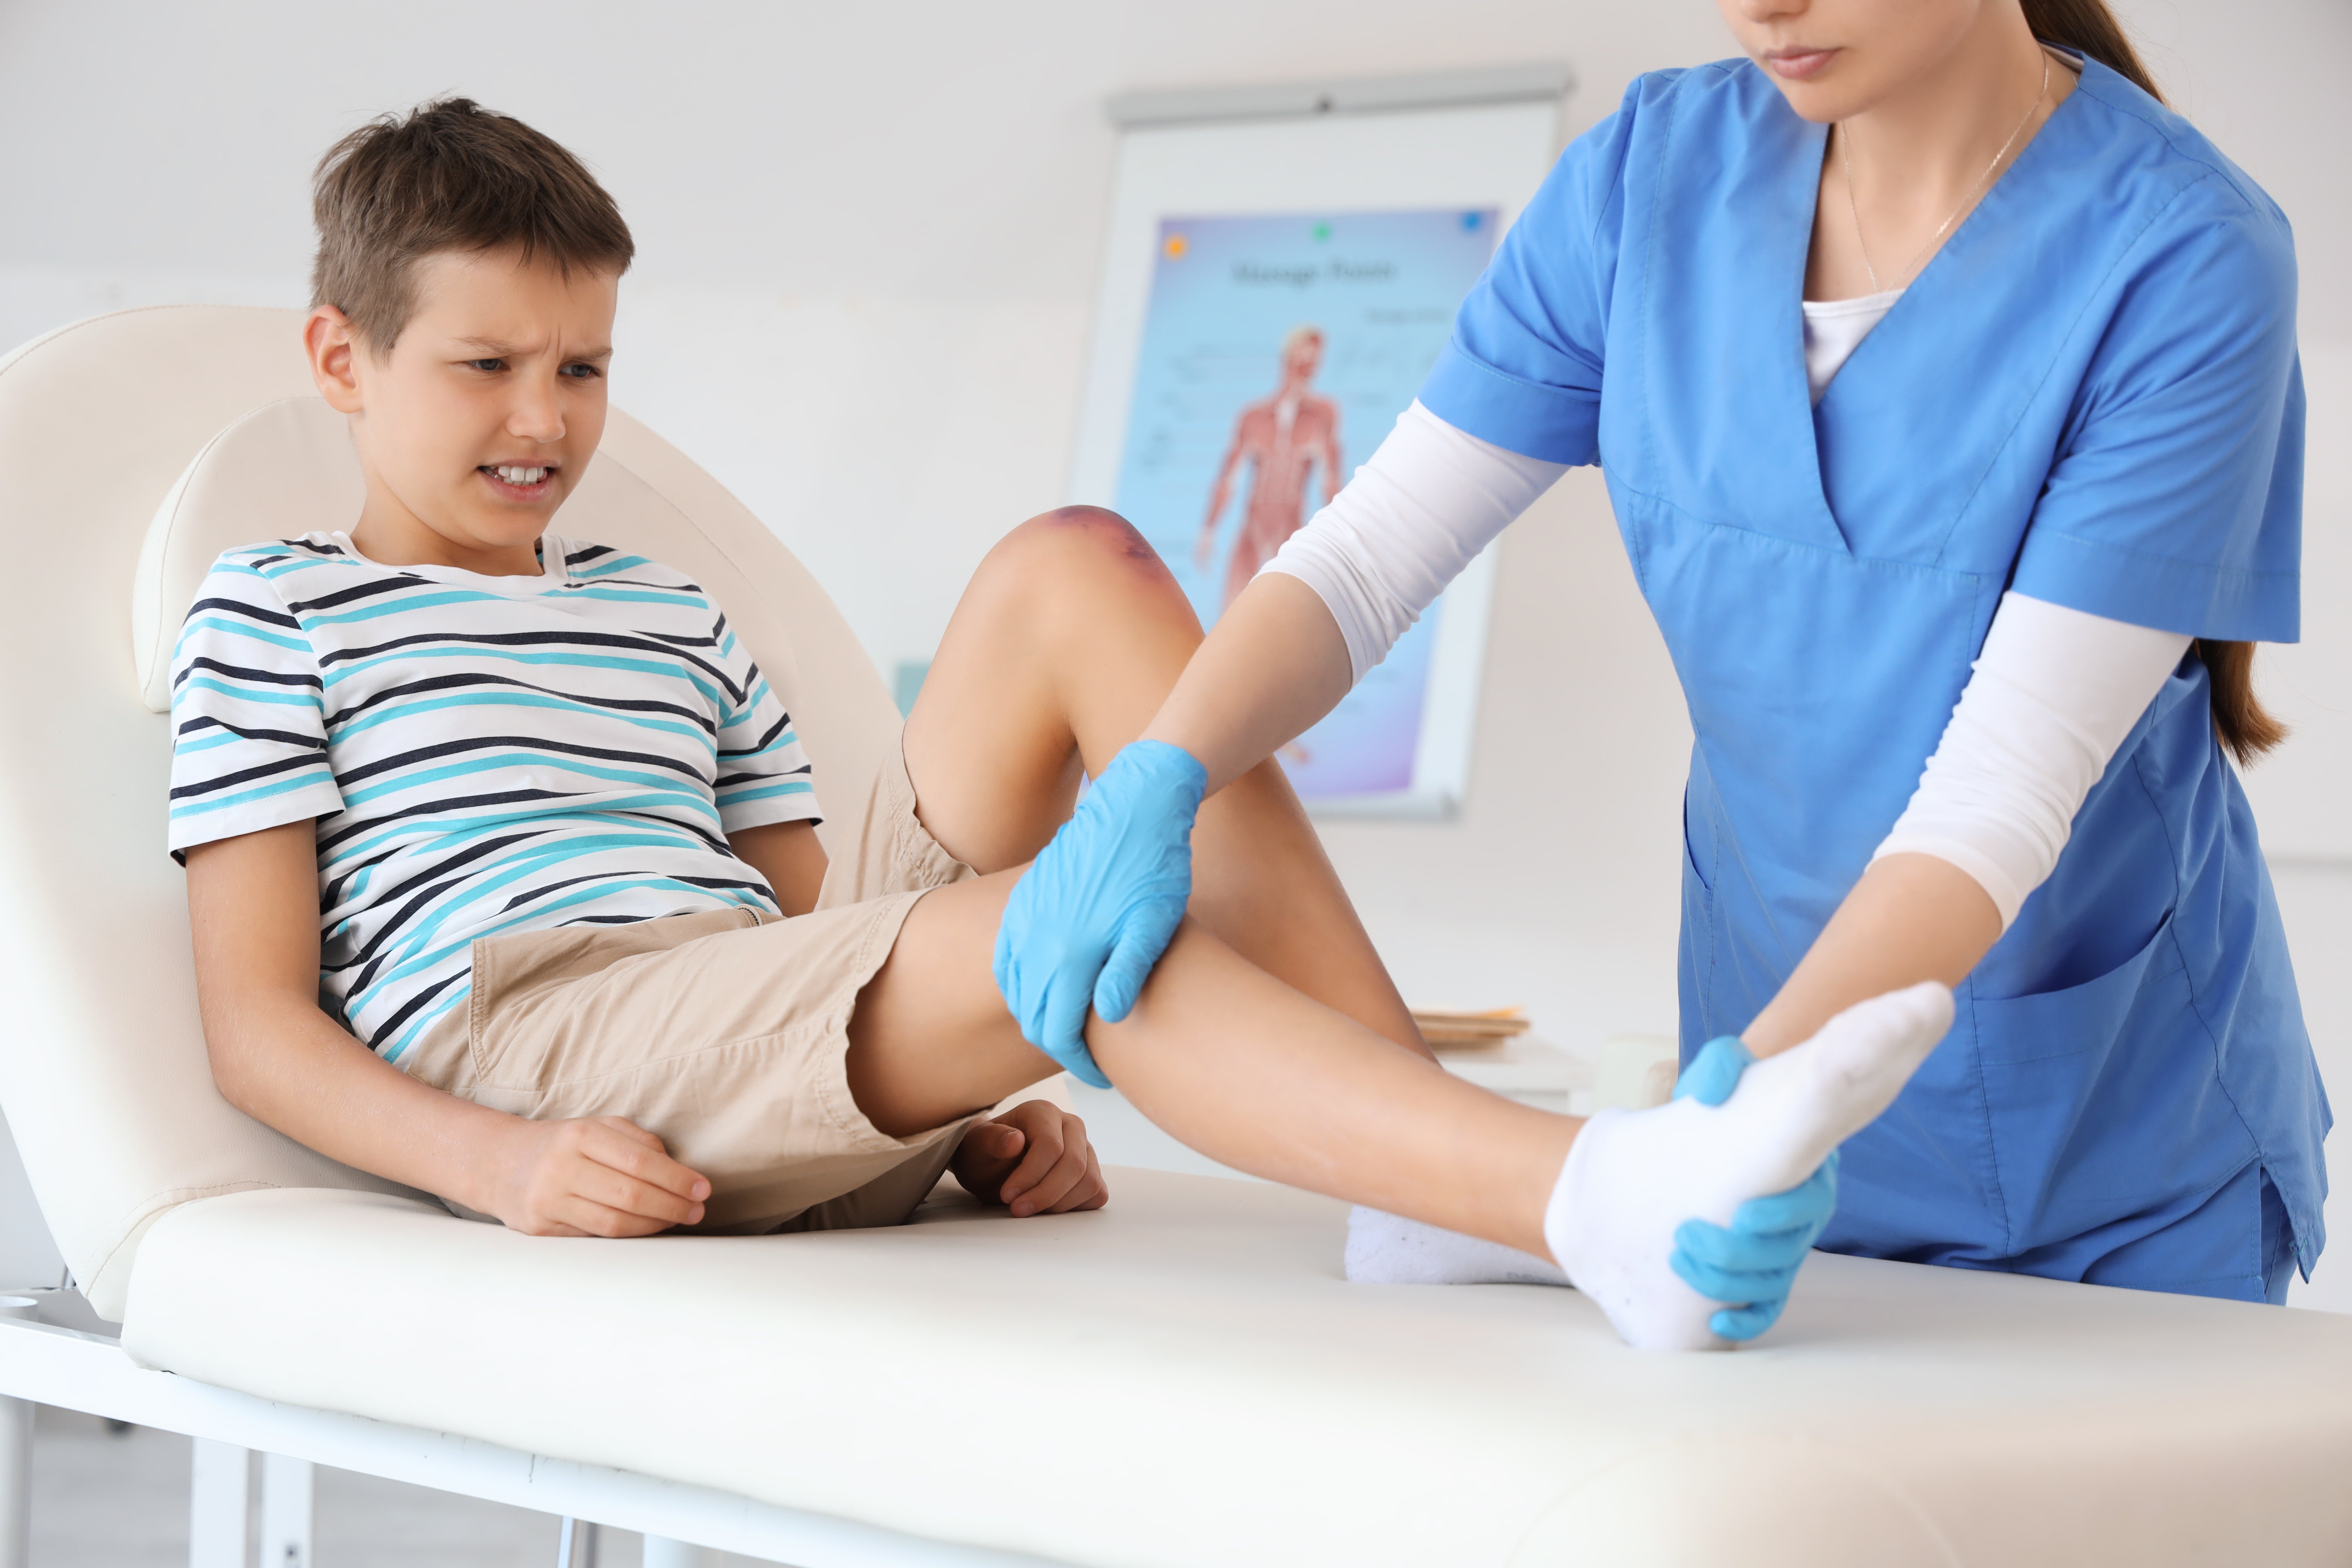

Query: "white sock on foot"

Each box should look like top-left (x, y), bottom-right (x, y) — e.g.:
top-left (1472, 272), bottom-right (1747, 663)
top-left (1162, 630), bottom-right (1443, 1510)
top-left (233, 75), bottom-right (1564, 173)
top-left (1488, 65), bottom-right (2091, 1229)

top-left (1544, 981), bottom-right (1954, 1351)
top-left (1344, 1206), bottom-right (1568, 1286)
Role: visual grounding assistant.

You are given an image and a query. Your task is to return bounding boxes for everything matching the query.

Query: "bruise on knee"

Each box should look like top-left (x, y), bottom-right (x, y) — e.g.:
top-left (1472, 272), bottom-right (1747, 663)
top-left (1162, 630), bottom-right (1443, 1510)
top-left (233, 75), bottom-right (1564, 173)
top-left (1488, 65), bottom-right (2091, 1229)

top-left (1026, 505), bottom-right (1177, 579)
top-left (979, 507), bottom-right (1200, 643)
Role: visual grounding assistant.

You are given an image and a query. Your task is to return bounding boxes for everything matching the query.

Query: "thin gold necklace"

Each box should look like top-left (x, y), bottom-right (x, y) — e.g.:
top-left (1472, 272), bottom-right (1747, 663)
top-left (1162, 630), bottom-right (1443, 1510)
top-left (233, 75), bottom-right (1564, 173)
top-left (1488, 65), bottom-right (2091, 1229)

top-left (1840, 50), bottom-right (2050, 294)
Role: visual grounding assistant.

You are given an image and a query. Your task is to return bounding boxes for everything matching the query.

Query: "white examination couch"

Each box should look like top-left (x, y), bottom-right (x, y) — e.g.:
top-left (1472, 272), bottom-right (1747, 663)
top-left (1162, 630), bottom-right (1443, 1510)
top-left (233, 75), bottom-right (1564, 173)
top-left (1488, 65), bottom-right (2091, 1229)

top-left (0, 304), bottom-right (2348, 1568)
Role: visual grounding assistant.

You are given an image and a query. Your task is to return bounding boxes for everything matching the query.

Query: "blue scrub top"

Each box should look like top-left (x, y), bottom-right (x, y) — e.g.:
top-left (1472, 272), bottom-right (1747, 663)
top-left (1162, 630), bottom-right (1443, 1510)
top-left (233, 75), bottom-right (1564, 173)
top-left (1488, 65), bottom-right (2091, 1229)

top-left (1421, 55), bottom-right (2329, 1298)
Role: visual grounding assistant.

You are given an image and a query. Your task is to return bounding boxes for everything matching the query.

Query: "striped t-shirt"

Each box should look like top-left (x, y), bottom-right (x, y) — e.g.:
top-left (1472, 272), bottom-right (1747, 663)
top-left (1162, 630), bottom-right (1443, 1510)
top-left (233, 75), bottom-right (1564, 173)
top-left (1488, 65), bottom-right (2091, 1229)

top-left (167, 532), bottom-right (822, 1064)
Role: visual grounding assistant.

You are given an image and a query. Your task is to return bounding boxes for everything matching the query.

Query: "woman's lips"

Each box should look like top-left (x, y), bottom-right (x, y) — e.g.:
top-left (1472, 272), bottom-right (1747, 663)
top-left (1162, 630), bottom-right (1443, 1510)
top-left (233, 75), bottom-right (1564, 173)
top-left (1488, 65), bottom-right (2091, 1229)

top-left (1766, 47), bottom-right (1839, 80)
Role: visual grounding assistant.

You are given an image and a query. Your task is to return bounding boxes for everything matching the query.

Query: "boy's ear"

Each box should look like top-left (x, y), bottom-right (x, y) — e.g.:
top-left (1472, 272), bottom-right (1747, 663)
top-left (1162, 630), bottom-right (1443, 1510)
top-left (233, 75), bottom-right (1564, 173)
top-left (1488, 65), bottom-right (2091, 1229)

top-left (303, 306), bottom-right (365, 415)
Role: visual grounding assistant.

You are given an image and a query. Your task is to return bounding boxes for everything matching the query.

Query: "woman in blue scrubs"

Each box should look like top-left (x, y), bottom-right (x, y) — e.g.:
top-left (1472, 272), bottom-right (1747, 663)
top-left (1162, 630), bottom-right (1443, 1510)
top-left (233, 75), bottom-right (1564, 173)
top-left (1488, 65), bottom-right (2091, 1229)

top-left (996, 0), bottom-right (2327, 1328)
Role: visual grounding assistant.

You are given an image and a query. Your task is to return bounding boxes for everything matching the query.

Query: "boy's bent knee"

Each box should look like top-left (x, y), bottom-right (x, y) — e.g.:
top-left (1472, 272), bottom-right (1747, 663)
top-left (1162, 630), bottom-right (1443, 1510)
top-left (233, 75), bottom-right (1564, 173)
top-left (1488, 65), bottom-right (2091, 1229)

top-left (996, 507), bottom-right (1175, 587)
top-left (979, 507), bottom-right (1196, 631)
top-left (1011, 504), bottom-right (1149, 552)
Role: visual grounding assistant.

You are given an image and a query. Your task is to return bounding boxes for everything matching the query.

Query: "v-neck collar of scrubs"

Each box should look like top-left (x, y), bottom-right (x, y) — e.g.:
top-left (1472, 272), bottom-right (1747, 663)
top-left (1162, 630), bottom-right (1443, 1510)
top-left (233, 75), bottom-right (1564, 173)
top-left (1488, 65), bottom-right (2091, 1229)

top-left (1784, 49), bottom-right (2088, 554)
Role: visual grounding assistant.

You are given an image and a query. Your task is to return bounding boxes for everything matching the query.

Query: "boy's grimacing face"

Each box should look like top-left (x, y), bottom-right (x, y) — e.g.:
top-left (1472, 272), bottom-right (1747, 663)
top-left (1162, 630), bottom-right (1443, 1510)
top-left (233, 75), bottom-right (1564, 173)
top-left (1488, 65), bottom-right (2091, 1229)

top-left (305, 247), bottom-right (618, 570)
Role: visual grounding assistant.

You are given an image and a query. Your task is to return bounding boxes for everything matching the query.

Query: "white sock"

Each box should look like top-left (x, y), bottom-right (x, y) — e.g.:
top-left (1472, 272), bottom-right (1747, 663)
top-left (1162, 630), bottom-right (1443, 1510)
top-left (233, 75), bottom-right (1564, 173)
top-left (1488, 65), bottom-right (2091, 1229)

top-left (1544, 981), bottom-right (1955, 1351)
top-left (1344, 1206), bottom-right (1568, 1286)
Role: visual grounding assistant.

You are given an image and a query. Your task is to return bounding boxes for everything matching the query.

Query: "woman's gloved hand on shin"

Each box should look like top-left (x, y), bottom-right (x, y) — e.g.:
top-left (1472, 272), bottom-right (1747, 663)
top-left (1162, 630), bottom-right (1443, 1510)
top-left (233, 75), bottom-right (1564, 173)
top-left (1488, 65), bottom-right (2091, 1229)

top-left (1666, 1035), bottom-right (1841, 1341)
top-left (992, 739), bottom-right (1208, 1088)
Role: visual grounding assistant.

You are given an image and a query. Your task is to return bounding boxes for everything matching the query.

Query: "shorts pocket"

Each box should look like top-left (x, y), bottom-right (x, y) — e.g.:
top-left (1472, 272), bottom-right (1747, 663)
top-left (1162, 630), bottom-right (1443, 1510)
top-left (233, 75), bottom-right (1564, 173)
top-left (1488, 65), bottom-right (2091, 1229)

top-left (467, 909), bottom-right (756, 1095)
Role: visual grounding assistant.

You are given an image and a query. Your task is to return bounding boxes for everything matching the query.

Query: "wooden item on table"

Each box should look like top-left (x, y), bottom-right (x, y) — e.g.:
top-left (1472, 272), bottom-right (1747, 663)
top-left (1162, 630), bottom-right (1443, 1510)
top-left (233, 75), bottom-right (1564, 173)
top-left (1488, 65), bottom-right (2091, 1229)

top-left (1410, 1007), bottom-right (1532, 1052)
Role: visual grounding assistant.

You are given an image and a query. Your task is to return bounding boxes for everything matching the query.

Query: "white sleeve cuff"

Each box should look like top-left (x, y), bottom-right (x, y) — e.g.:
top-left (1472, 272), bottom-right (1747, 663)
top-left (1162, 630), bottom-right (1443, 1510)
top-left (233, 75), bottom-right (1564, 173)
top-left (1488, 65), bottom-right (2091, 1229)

top-left (1871, 593), bottom-right (2191, 932)
top-left (1870, 835), bottom-right (2032, 930)
top-left (1261, 401), bottom-right (1564, 684)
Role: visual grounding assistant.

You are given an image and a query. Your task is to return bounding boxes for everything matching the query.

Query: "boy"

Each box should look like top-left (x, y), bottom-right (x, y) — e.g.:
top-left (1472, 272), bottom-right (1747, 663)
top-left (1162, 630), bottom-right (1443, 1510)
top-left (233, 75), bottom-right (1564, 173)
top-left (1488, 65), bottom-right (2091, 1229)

top-left (174, 99), bottom-right (1951, 1350)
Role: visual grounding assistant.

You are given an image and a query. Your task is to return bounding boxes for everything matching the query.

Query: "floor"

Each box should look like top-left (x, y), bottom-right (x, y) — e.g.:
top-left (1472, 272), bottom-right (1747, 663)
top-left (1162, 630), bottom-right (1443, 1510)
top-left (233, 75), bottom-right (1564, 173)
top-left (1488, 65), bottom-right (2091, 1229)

top-left (29, 1406), bottom-right (775, 1567)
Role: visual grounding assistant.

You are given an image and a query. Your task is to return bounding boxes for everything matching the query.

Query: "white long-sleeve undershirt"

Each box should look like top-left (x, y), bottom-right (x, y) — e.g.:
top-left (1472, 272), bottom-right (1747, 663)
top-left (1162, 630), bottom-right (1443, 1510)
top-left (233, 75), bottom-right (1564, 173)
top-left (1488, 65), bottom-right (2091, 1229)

top-left (1874, 593), bottom-right (2188, 926)
top-left (1261, 402), bottom-right (2193, 932)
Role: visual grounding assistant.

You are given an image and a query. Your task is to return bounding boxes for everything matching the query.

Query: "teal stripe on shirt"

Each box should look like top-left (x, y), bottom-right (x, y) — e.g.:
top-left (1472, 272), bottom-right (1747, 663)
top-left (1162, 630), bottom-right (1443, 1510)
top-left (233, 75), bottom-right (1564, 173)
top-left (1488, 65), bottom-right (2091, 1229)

top-left (168, 770), bottom-right (338, 820)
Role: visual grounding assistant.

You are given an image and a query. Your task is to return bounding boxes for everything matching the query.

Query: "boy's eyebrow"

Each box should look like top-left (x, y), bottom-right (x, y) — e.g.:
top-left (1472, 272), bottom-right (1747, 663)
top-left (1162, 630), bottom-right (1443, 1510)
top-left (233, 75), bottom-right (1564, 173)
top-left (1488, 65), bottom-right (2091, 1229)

top-left (454, 336), bottom-right (614, 359)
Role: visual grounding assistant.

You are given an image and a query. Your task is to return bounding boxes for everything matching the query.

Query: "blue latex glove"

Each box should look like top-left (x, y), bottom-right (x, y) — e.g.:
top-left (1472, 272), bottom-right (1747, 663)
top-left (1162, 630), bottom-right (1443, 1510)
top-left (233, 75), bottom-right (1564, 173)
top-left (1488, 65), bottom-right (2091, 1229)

top-left (1671, 1155), bottom-right (1839, 1340)
top-left (1671, 1034), bottom-right (1756, 1109)
top-left (992, 739), bottom-right (1207, 1088)
top-left (1667, 1035), bottom-right (1840, 1341)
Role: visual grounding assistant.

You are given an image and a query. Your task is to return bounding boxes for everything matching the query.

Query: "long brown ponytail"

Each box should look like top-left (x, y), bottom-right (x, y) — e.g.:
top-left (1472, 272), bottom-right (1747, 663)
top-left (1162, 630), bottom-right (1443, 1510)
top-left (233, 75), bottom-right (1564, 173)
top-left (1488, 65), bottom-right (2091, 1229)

top-left (2017, 0), bottom-right (2288, 763)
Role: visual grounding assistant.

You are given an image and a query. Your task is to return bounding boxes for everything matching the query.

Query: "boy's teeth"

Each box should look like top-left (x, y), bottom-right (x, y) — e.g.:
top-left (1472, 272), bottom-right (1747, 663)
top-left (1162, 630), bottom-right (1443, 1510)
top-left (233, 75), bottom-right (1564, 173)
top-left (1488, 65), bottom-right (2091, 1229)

top-left (492, 465), bottom-right (549, 485)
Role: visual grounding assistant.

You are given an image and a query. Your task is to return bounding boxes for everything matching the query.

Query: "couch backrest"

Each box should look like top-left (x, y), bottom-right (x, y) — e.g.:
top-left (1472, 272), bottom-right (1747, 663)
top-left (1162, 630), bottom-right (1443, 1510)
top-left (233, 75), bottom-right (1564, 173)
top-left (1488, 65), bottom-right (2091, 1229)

top-left (0, 306), bottom-right (901, 1317)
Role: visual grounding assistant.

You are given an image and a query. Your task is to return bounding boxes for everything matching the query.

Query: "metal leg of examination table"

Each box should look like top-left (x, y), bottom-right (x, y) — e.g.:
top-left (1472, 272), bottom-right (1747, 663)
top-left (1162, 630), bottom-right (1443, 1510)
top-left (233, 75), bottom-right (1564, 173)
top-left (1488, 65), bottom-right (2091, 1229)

top-left (0, 1296), bottom-right (33, 1568)
top-left (560, 1520), bottom-right (720, 1568)
top-left (558, 1515), bottom-right (603, 1566)
top-left (190, 1441), bottom-right (314, 1568)
top-left (0, 1390), bottom-right (27, 1568)
top-left (259, 1451), bottom-right (315, 1566)
top-left (189, 1438), bottom-right (247, 1568)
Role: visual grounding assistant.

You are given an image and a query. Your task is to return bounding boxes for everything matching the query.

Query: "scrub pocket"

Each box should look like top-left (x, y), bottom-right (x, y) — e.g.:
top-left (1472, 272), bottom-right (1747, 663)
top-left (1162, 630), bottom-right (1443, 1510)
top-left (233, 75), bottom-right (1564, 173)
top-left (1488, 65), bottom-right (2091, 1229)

top-left (1968, 913), bottom-right (2259, 1259)
top-left (1676, 790), bottom-right (1717, 1052)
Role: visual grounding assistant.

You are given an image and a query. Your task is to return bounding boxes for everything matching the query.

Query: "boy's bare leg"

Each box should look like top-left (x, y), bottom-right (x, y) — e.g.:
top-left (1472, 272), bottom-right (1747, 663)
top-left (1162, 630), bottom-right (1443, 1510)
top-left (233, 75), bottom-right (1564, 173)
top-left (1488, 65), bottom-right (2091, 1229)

top-left (849, 870), bottom-right (1572, 1256)
top-left (898, 506), bottom-right (1426, 1056)
top-left (854, 505), bottom-right (1553, 1251)
top-left (853, 867), bottom-right (1955, 1348)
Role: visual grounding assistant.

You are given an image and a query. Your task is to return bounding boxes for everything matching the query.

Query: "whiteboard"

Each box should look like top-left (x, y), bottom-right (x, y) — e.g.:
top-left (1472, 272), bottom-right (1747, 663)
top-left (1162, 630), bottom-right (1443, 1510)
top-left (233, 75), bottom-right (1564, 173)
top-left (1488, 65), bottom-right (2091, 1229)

top-left (1068, 84), bottom-right (1564, 818)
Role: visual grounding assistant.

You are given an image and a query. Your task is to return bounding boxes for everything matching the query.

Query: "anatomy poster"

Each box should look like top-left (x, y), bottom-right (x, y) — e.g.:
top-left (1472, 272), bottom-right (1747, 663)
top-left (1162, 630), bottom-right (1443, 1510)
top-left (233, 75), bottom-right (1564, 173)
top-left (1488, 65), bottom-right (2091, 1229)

top-left (1112, 208), bottom-right (1499, 799)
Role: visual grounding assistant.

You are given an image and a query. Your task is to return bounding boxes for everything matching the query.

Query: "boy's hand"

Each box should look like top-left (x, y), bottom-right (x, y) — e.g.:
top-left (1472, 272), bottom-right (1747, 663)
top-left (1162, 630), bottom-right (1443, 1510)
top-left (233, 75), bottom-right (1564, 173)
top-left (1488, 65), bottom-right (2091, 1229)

top-left (952, 1100), bottom-right (1108, 1217)
top-left (485, 1115), bottom-right (712, 1237)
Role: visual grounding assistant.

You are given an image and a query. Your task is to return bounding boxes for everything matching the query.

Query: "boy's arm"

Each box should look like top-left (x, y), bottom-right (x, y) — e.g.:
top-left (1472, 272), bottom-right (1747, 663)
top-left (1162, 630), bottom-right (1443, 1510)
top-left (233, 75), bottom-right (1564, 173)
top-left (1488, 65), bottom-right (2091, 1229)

top-left (728, 820), bottom-right (828, 916)
top-left (185, 821), bottom-right (712, 1236)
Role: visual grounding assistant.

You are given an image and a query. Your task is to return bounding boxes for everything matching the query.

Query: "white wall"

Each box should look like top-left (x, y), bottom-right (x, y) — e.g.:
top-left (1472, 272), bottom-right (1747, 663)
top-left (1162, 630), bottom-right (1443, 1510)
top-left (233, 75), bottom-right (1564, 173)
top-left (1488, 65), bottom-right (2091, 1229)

top-left (0, 0), bottom-right (1713, 683)
top-left (0, 0), bottom-right (2345, 1303)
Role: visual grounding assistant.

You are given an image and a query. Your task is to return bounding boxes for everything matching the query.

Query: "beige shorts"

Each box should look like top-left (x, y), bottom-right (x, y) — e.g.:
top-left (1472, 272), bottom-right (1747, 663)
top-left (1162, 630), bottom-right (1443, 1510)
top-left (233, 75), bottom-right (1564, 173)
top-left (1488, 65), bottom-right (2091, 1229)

top-left (405, 745), bottom-right (980, 1234)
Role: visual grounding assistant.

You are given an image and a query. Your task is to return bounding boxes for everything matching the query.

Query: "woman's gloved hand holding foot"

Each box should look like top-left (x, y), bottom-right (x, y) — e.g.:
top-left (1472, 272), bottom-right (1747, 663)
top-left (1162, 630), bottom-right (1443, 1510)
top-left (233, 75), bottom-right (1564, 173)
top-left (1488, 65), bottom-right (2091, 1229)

top-left (1665, 1034), bottom-right (1840, 1341)
top-left (1544, 986), bottom-right (1948, 1350)
top-left (992, 739), bottom-right (1208, 1087)
top-left (1671, 1154), bottom-right (1838, 1339)
top-left (1670, 1035), bottom-right (1756, 1110)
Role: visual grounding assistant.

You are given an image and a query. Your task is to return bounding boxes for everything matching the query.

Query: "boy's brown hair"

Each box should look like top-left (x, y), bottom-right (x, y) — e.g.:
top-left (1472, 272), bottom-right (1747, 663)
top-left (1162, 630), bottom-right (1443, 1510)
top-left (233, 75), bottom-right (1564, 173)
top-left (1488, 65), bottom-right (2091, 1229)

top-left (310, 98), bottom-right (635, 353)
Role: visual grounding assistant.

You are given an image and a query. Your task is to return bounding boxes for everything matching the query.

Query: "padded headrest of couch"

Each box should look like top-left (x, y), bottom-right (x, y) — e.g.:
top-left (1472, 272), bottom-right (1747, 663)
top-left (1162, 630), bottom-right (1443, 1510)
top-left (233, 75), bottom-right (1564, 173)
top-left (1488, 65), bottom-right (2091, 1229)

top-left (0, 306), bottom-right (900, 1317)
top-left (132, 398), bottom-right (364, 712)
